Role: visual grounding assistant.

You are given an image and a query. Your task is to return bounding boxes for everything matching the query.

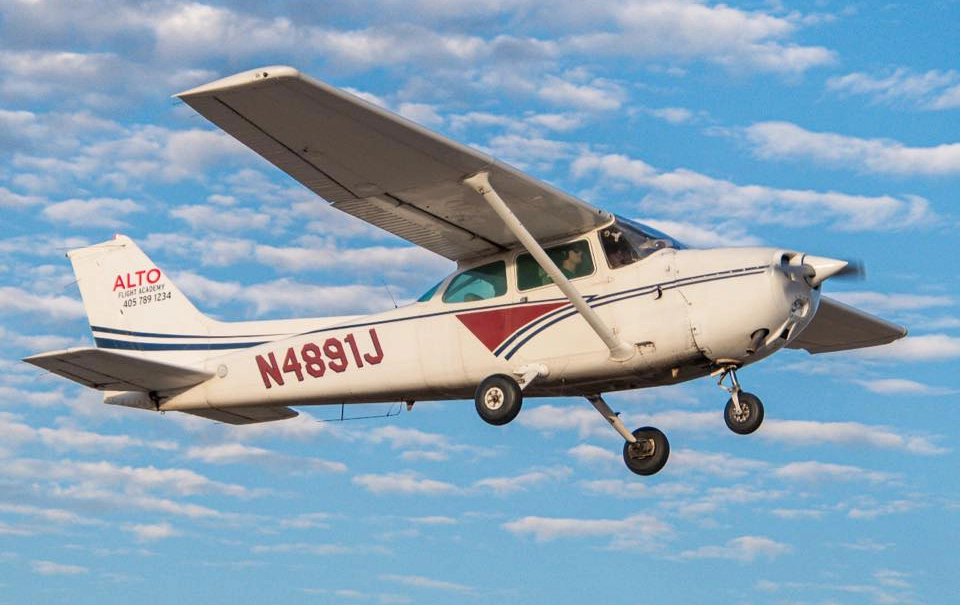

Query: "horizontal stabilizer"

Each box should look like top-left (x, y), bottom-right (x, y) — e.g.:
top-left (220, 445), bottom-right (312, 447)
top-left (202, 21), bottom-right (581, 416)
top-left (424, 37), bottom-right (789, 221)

top-left (23, 348), bottom-right (214, 392)
top-left (788, 296), bottom-right (907, 354)
top-left (179, 406), bottom-right (299, 425)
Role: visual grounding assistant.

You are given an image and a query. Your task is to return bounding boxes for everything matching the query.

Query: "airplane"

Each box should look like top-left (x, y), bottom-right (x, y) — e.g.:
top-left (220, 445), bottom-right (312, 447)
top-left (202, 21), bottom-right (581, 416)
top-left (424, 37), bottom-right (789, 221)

top-left (24, 66), bottom-right (907, 476)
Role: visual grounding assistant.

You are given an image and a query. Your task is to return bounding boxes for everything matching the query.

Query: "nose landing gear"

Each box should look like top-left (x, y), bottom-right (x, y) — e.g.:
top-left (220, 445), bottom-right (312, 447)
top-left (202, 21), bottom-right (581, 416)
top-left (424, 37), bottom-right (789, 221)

top-left (714, 365), bottom-right (764, 435)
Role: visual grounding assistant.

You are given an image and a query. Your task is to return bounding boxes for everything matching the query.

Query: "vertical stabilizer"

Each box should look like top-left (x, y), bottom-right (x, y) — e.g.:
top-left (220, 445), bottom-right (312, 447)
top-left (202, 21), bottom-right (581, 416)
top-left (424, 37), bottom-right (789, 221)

top-left (68, 235), bottom-right (214, 353)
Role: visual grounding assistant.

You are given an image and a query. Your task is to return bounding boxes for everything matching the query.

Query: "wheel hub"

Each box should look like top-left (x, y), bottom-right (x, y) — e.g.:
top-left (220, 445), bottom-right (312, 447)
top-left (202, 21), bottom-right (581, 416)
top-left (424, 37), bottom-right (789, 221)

top-left (483, 387), bottom-right (504, 410)
top-left (731, 405), bottom-right (750, 423)
top-left (627, 438), bottom-right (656, 460)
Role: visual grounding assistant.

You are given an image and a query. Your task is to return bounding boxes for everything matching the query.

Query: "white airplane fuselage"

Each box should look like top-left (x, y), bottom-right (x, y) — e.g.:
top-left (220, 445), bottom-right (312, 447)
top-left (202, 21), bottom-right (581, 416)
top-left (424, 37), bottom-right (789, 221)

top-left (139, 232), bottom-right (819, 416)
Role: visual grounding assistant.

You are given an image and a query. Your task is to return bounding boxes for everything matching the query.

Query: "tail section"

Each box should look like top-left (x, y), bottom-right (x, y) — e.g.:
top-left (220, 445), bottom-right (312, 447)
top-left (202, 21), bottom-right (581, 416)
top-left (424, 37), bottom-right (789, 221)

top-left (69, 235), bottom-right (214, 344)
top-left (66, 235), bottom-right (335, 363)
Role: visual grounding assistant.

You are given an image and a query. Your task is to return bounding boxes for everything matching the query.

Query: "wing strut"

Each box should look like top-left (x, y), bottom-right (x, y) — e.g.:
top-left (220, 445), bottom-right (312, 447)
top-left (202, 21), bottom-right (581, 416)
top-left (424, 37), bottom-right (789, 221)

top-left (463, 171), bottom-right (636, 361)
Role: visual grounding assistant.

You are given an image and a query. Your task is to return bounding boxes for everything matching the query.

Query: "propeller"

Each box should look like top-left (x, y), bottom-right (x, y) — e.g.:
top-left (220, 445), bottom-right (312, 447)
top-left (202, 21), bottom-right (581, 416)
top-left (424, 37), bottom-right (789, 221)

top-left (782, 254), bottom-right (866, 287)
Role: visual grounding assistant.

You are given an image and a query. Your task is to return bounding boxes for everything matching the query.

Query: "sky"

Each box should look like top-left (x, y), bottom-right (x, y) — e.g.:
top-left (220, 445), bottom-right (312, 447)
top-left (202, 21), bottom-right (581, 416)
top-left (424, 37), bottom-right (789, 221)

top-left (1, 0), bottom-right (959, 603)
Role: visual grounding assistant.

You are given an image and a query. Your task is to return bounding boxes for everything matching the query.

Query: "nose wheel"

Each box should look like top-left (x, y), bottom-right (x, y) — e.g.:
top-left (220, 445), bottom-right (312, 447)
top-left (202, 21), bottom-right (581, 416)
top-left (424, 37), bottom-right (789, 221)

top-left (715, 365), bottom-right (765, 435)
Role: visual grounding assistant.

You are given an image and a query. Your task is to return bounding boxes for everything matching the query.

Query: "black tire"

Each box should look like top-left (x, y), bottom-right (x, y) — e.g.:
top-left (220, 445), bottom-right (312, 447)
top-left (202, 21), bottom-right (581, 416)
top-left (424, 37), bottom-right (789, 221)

top-left (474, 374), bottom-right (523, 426)
top-left (622, 426), bottom-right (670, 476)
top-left (724, 392), bottom-right (764, 435)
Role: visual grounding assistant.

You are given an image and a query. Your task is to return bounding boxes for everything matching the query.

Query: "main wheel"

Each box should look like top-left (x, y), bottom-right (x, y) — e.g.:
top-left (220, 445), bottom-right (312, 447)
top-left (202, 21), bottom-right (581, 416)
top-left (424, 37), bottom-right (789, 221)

top-left (724, 392), bottom-right (764, 435)
top-left (475, 374), bottom-right (523, 426)
top-left (622, 427), bottom-right (670, 476)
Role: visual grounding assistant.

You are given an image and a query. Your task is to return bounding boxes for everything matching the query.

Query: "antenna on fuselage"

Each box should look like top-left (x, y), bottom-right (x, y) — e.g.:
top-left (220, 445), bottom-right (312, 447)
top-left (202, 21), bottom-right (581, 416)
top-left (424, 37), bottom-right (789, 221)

top-left (381, 278), bottom-right (398, 308)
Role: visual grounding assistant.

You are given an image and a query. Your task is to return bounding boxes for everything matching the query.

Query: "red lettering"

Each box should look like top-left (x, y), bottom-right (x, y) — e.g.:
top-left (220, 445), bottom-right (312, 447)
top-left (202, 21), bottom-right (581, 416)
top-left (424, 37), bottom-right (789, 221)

top-left (282, 347), bottom-right (304, 382)
top-left (343, 333), bottom-right (364, 368)
top-left (147, 268), bottom-right (161, 284)
top-left (135, 270), bottom-right (146, 287)
top-left (301, 343), bottom-right (325, 378)
top-left (256, 352), bottom-right (284, 388)
top-left (113, 275), bottom-right (125, 291)
top-left (324, 338), bottom-right (348, 372)
top-left (363, 328), bottom-right (384, 365)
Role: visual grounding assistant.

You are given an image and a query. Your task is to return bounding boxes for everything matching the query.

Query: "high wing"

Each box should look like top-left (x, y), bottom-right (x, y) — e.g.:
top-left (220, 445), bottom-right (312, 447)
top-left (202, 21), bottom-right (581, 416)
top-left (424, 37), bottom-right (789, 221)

top-left (788, 296), bottom-right (908, 354)
top-left (176, 66), bottom-right (611, 262)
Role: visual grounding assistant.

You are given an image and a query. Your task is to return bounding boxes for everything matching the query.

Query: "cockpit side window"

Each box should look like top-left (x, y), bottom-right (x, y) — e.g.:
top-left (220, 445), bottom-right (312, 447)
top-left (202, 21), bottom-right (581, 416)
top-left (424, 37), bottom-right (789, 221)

top-left (442, 261), bottom-right (507, 303)
top-left (600, 217), bottom-right (685, 269)
top-left (516, 239), bottom-right (594, 291)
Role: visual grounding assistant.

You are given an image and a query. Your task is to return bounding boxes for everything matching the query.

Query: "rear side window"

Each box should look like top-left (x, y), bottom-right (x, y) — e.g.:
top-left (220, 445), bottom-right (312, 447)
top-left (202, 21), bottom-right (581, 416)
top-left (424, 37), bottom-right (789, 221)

top-left (516, 240), bottom-right (594, 291)
top-left (442, 261), bottom-right (507, 303)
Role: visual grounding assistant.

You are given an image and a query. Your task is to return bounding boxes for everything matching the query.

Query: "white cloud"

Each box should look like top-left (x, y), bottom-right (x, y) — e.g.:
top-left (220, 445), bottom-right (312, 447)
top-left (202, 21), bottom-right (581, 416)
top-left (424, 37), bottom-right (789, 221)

top-left (668, 449), bottom-right (769, 479)
top-left (827, 67), bottom-right (960, 110)
top-left (853, 334), bottom-right (960, 362)
top-left (170, 204), bottom-right (271, 232)
top-left (124, 522), bottom-right (179, 542)
top-left (774, 461), bottom-right (893, 484)
top-left (352, 471), bottom-right (460, 495)
top-left (759, 419), bottom-right (947, 455)
top-left (847, 499), bottom-right (918, 520)
top-left (679, 535), bottom-right (792, 562)
top-left (473, 467), bottom-right (571, 495)
top-left (578, 478), bottom-right (695, 499)
top-left (538, 75), bottom-right (624, 111)
top-left (0, 286), bottom-right (84, 321)
top-left (568, 443), bottom-right (618, 465)
top-left (744, 121), bottom-right (960, 176)
top-left (0, 186), bottom-right (44, 208)
top-left (855, 378), bottom-right (956, 396)
top-left (503, 512), bottom-right (671, 549)
top-left (31, 560), bottom-right (89, 575)
top-left (769, 508), bottom-right (824, 520)
top-left (566, 1), bottom-right (834, 74)
top-left (42, 197), bottom-right (143, 228)
top-left (174, 271), bottom-right (397, 316)
top-left (830, 291), bottom-right (953, 313)
top-left (637, 218), bottom-right (763, 247)
top-left (380, 574), bottom-right (474, 594)
top-left (185, 443), bottom-right (346, 473)
top-left (574, 152), bottom-right (933, 231)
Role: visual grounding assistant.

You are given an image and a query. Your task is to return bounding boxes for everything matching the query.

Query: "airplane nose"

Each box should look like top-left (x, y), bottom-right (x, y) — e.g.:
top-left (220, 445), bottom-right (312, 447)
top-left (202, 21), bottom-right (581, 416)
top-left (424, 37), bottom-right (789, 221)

top-left (780, 253), bottom-right (865, 288)
top-left (801, 255), bottom-right (848, 287)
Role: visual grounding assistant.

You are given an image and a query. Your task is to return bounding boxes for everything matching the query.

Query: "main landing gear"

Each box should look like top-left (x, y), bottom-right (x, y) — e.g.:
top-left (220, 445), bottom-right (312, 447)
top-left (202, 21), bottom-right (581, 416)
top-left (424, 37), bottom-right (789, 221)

top-left (715, 365), bottom-right (765, 435)
top-left (588, 394), bottom-right (669, 476)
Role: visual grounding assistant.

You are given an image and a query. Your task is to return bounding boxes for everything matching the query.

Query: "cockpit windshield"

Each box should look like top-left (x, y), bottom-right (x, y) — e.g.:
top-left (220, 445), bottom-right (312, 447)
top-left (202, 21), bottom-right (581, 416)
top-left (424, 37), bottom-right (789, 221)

top-left (599, 216), bottom-right (686, 269)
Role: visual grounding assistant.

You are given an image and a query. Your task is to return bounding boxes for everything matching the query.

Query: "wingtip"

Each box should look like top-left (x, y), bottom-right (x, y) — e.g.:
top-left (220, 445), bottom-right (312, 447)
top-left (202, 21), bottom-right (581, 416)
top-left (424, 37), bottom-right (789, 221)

top-left (175, 65), bottom-right (301, 98)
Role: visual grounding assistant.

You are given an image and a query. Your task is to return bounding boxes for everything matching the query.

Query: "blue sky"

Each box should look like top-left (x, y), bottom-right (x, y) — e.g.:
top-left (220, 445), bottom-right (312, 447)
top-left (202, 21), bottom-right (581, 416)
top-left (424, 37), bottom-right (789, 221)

top-left (2, 1), bottom-right (959, 603)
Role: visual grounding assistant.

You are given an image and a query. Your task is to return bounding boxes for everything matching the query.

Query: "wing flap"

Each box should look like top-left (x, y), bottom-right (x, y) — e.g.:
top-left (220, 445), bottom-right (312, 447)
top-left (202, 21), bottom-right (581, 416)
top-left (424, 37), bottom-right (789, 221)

top-left (179, 406), bottom-right (299, 425)
top-left (177, 66), bottom-right (611, 261)
top-left (23, 348), bottom-right (214, 392)
top-left (788, 296), bottom-right (907, 354)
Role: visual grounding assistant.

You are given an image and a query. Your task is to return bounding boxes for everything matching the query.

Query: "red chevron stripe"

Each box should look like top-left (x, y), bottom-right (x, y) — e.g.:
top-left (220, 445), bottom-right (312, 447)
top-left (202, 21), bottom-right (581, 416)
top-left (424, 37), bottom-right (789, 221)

top-left (456, 302), bottom-right (566, 352)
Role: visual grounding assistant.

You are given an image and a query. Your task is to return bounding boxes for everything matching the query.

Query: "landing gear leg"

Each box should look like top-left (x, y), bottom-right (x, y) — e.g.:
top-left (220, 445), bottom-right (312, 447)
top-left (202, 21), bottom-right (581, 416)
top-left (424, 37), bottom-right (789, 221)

top-left (587, 394), bottom-right (670, 476)
top-left (714, 365), bottom-right (764, 435)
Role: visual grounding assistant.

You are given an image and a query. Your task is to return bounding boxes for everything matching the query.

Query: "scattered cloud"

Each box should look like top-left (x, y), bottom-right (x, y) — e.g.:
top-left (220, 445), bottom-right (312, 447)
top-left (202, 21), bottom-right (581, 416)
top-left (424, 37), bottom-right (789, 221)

top-left (774, 461), bottom-right (894, 484)
top-left (743, 121), bottom-right (960, 176)
top-left (473, 467), bottom-right (571, 495)
top-left (31, 560), bottom-right (89, 575)
top-left (827, 67), bottom-right (960, 110)
top-left (124, 522), bottom-right (179, 542)
top-left (185, 443), bottom-right (346, 473)
top-left (855, 378), bottom-right (956, 396)
top-left (380, 573), bottom-right (475, 594)
top-left (679, 535), bottom-right (792, 562)
top-left (503, 512), bottom-right (671, 549)
top-left (853, 334), bottom-right (960, 362)
top-left (573, 152), bottom-right (932, 231)
top-left (352, 471), bottom-right (460, 495)
top-left (829, 291), bottom-right (953, 313)
top-left (759, 419), bottom-right (947, 455)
